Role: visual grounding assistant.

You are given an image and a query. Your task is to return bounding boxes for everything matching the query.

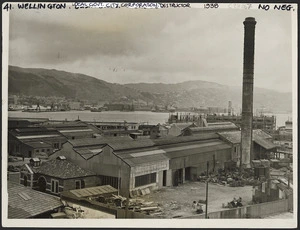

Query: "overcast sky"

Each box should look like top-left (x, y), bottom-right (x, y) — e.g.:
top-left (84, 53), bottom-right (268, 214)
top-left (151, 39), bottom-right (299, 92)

top-left (9, 7), bottom-right (293, 92)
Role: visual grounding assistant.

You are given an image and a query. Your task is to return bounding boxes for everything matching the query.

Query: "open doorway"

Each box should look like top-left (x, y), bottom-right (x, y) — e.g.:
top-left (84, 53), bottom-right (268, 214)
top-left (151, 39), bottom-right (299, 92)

top-left (185, 167), bottom-right (191, 181)
top-left (37, 176), bottom-right (47, 192)
top-left (163, 170), bottom-right (167, 186)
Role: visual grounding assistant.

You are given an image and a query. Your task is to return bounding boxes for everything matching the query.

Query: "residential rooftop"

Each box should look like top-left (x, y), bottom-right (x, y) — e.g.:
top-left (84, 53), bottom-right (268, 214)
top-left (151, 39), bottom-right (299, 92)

top-left (29, 158), bottom-right (96, 179)
top-left (8, 181), bottom-right (63, 219)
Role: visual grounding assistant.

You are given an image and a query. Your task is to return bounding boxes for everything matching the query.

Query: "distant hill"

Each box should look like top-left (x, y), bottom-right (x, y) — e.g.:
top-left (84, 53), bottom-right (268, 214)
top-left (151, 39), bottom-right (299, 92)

top-left (125, 82), bottom-right (292, 112)
top-left (8, 66), bottom-right (292, 112)
top-left (8, 66), bottom-right (143, 102)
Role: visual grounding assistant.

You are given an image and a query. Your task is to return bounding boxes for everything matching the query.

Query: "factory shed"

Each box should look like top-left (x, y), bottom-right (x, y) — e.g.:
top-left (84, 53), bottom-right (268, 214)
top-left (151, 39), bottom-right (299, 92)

top-left (8, 181), bottom-right (63, 219)
top-left (8, 127), bottom-right (67, 158)
top-left (182, 123), bottom-right (239, 136)
top-left (168, 122), bottom-right (197, 136)
top-left (51, 133), bottom-right (236, 195)
top-left (160, 138), bottom-right (232, 185)
top-left (218, 129), bottom-right (278, 161)
top-left (42, 121), bottom-right (101, 140)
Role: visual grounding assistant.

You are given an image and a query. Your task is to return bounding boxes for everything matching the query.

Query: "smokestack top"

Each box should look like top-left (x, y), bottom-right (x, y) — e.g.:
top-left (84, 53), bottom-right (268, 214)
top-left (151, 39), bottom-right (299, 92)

top-left (244, 17), bottom-right (256, 25)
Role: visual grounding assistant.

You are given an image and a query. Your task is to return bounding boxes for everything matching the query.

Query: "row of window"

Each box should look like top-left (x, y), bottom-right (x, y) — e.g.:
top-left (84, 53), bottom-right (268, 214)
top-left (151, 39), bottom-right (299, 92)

top-left (35, 149), bottom-right (51, 153)
top-left (99, 175), bottom-right (119, 189)
top-left (50, 179), bottom-right (85, 194)
top-left (135, 173), bottom-right (156, 187)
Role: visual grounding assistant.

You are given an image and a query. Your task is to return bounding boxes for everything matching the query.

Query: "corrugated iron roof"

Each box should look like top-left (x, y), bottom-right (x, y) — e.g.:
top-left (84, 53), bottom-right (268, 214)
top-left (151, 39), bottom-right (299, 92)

top-left (253, 129), bottom-right (272, 139)
top-left (69, 136), bottom-right (132, 147)
top-left (115, 147), bottom-right (169, 166)
top-left (189, 123), bottom-right (238, 133)
top-left (23, 141), bottom-right (52, 148)
top-left (172, 122), bottom-right (195, 130)
top-left (59, 129), bottom-right (94, 133)
top-left (8, 181), bottom-right (63, 218)
top-left (218, 129), bottom-right (277, 150)
top-left (73, 146), bottom-right (104, 160)
top-left (207, 122), bottom-right (234, 126)
top-left (218, 131), bottom-right (241, 144)
top-left (108, 139), bottom-right (155, 151)
top-left (154, 133), bottom-right (219, 145)
top-left (69, 185), bottom-right (117, 198)
top-left (253, 138), bottom-right (277, 150)
top-left (161, 140), bottom-right (231, 159)
top-left (33, 159), bottom-right (96, 179)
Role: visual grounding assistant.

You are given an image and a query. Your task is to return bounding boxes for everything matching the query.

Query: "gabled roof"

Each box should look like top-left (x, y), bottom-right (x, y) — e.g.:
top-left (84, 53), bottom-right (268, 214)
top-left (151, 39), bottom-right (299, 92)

top-left (253, 129), bottom-right (273, 139)
top-left (73, 146), bottom-right (104, 160)
top-left (218, 131), bottom-right (241, 144)
top-left (23, 141), bottom-right (52, 149)
top-left (253, 138), bottom-right (277, 150)
top-left (115, 147), bottom-right (169, 166)
top-left (171, 122), bottom-right (195, 130)
top-left (8, 181), bottom-right (63, 218)
top-left (218, 129), bottom-right (277, 150)
top-left (33, 159), bottom-right (96, 179)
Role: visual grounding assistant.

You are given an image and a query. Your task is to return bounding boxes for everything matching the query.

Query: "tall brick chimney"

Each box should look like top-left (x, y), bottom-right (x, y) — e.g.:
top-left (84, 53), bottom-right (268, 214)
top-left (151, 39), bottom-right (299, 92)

top-left (240, 17), bottom-right (256, 169)
top-left (228, 101), bottom-right (232, 116)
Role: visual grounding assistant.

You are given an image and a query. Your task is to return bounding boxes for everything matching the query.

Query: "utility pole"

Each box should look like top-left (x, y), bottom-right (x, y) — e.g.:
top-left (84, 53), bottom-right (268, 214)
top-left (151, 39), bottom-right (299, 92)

top-left (205, 161), bottom-right (209, 219)
top-left (125, 171), bottom-right (130, 218)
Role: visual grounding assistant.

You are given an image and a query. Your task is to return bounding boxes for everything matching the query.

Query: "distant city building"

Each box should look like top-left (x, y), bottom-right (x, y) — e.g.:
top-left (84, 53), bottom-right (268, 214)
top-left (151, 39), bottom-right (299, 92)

top-left (8, 95), bottom-right (18, 105)
top-left (150, 124), bottom-right (169, 139)
top-left (68, 102), bottom-right (81, 110)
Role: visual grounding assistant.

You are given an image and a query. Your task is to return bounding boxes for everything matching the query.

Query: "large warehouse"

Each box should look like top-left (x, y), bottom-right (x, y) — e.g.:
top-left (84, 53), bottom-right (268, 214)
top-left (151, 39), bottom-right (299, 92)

top-left (51, 134), bottom-right (232, 196)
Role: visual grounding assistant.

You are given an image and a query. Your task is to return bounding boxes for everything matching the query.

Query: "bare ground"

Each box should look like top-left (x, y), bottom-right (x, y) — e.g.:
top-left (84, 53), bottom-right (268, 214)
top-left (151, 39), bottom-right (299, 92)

top-left (142, 181), bottom-right (253, 218)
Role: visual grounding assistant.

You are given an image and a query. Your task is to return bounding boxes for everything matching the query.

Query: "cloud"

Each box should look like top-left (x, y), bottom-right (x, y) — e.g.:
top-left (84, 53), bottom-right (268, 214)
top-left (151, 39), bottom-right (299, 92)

top-left (8, 7), bottom-right (293, 92)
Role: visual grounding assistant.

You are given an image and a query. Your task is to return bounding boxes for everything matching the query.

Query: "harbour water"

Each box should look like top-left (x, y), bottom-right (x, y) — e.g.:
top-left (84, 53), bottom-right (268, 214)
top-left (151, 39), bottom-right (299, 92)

top-left (8, 111), bottom-right (170, 125)
top-left (8, 111), bottom-right (291, 128)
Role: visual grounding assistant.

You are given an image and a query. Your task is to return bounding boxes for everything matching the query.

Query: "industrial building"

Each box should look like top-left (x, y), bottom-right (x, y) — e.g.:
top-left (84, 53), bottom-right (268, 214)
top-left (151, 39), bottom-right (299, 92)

top-left (19, 157), bottom-right (99, 195)
top-left (40, 120), bottom-right (101, 140)
top-left (181, 122), bottom-right (239, 136)
top-left (8, 127), bottom-right (68, 158)
top-left (217, 129), bottom-right (278, 164)
top-left (8, 117), bottom-right (49, 130)
top-left (206, 114), bottom-right (276, 133)
top-left (50, 134), bottom-right (233, 196)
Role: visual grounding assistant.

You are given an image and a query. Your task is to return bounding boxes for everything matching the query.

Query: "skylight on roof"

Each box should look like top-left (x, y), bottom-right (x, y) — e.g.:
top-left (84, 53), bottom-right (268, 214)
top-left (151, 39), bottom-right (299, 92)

top-left (18, 192), bottom-right (32, 201)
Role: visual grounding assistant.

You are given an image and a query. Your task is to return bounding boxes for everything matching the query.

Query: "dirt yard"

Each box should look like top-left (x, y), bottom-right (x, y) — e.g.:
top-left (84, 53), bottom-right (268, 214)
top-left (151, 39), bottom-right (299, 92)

top-left (142, 181), bottom-right (253, 218)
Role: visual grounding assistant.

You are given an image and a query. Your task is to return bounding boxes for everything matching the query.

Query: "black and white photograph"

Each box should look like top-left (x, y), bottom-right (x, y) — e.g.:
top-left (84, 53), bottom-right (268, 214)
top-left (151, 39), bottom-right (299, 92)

top-left (1, 2), bottom-right (297, 228)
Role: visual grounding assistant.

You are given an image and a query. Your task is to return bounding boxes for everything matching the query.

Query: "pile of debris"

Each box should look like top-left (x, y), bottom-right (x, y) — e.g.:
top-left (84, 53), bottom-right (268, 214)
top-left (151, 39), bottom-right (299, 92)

top-left (197, 168), bottom-right (259, 187)
top-left (95, 194), bottom-right (162, 216)
top-left (223, 197), bottom-right (243, 209)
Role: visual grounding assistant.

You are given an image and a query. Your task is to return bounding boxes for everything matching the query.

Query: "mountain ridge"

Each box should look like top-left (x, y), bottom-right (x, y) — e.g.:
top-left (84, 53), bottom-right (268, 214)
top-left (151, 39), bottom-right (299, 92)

top-left (8, 65), bottom-right (292, 112)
